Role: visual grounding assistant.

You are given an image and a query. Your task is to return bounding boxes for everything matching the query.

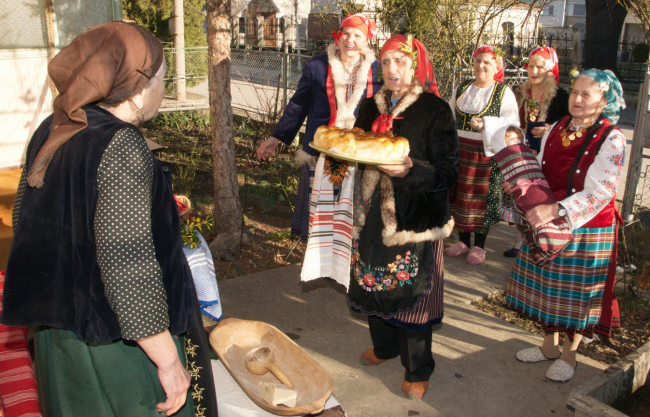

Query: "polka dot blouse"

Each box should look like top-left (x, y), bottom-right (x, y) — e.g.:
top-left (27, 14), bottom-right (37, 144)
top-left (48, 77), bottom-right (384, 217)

top-left (13, 128), bottom-right (171, 340)
top-left (94, 127), bottom-right (169, 340)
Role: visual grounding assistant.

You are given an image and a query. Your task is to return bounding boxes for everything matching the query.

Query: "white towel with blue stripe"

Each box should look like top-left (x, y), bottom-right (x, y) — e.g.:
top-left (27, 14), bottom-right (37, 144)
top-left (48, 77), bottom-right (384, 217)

top-left (183, 232), bottom-right (223, 322)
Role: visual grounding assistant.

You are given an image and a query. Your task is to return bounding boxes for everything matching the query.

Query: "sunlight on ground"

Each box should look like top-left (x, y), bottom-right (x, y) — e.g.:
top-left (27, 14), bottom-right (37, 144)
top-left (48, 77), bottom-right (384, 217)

top-left (429, 334), bottom-right (485, 360)
top-left (282, 293), bottom-right (308, 304)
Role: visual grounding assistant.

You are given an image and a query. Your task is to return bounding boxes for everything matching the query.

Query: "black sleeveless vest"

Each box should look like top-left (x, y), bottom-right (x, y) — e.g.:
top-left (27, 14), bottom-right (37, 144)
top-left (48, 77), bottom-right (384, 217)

top-left (1, 106), bottom-right (194, 343)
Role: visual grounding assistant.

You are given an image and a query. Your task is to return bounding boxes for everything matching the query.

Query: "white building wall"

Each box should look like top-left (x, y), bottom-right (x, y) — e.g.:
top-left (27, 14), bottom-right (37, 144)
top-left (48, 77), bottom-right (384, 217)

top-left (0, 50), bottom-right (54, 171)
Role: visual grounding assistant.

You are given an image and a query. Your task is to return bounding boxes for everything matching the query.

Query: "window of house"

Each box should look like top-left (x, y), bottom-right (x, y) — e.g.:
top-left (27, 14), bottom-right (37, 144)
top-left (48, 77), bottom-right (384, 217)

top-left (544, 5), bottom-right (554, 15)
top-left (573, 4), bottom-right (586, 16)
top-left (239, 17), bottom-right (245, 34)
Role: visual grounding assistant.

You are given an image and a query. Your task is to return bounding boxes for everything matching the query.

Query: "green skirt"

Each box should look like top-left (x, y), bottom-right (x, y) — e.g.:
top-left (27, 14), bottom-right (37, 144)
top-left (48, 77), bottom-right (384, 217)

top-left (34, 327), bottom-right (194, 417)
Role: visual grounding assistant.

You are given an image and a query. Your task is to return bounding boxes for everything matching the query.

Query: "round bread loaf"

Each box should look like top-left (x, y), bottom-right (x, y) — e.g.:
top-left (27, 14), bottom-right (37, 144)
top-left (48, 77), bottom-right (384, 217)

top-left (313, 125), bottom-right (410, 162)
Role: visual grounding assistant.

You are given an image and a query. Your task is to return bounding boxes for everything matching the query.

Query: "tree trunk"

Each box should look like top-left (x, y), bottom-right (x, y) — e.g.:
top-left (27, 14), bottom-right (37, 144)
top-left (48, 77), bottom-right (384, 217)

top-left (206, 0), bottom-right (241, 238)
top-left (583, 0), bottom-right (627, 72)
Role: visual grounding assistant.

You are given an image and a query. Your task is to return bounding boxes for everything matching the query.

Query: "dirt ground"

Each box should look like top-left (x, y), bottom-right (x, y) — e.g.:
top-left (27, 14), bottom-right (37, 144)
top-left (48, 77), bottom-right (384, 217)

top-left (473, 290), bottom-right (650, 366)
top-left (140, 111), bottom-right (305, 281)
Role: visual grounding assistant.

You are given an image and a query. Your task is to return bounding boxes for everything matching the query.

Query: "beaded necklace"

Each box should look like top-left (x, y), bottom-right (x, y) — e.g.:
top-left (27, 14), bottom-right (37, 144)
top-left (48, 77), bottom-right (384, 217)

top-left (526, 89), bottom-right (543, 122)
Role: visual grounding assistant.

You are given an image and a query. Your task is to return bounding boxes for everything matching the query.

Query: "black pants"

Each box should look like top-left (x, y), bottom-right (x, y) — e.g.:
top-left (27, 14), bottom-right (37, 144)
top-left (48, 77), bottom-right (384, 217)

top-left (368, 315), bottom-right (435, 383)
top-left (459, 228), bottom-right (489, 249)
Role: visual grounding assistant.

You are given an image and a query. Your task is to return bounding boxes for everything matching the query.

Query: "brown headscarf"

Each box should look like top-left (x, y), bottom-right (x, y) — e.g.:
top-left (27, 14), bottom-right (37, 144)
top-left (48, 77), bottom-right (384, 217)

top-left (27, 21), bottom-right (164, 188)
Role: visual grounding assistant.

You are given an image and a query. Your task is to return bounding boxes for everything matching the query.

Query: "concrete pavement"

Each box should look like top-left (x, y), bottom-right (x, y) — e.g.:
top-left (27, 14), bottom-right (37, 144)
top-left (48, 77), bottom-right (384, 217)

top-left (216, 223), bottom-right (608, 417)
top-left (215, 121), bottom-right (650, 417)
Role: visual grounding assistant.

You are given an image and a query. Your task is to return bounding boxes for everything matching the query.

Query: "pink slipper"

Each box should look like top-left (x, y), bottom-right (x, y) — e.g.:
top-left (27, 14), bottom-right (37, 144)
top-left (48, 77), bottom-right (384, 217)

top-left (444, 241), bottom-right (470, 257)
top-left (466, 246), bottom-right (486, 265)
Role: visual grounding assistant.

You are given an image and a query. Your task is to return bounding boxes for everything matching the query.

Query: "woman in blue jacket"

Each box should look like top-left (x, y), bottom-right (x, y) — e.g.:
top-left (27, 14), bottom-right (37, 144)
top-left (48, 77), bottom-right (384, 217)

top-left (256, 14), bottom-right (382, 240)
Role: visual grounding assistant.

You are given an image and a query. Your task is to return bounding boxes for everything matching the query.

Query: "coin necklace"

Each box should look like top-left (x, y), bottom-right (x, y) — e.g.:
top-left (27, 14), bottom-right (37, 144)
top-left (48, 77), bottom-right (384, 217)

top-left (560, 119), bottom-right (588, 147)
top-left (526, 90), bottom-right (543, 122)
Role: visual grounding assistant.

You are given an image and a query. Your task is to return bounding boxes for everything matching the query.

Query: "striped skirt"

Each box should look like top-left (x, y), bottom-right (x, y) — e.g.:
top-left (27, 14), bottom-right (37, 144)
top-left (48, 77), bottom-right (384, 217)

top-left (506, 225), bottom-right (615, 332)
top-left (450, 137), bottom-right (502, 233)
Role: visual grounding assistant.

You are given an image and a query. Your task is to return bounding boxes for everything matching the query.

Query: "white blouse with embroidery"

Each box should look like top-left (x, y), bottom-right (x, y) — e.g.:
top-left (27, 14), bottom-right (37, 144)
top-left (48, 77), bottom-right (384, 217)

top-left (449, 81), bottom-right (520, 155)
top-left (537, 121), bottom-right (627, 230)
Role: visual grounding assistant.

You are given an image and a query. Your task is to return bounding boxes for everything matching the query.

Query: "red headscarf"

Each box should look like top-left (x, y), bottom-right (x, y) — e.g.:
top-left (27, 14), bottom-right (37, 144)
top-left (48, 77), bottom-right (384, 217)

top-left (332, 13), bottom-right (378, 45)
top-left (523, 46), bottom-right (560, 85)
top-left (371, 35), bottom-right (439, 133)
top-left (472, 45), bottom-right (504, 83)
top-left (380, 34), bottom-right (439, 96)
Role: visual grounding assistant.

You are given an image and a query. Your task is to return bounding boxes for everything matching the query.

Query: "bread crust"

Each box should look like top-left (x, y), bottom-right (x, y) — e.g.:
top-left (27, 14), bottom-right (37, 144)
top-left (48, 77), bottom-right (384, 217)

top-left (312, 126), bottom-right (410, 162)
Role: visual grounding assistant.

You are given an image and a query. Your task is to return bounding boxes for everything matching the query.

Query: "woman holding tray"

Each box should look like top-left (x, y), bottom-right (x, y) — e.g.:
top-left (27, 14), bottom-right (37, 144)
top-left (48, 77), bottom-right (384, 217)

top-left (506, 69), bottom-right (626, 383)
top-left (256, 14), bottom-right (382, 241)
top-left (445, 45), bottom-right (520, 265)
top-left (502, 46), bottom-right (570, 258)
top-left (348, 34), bottom-right (458, 400)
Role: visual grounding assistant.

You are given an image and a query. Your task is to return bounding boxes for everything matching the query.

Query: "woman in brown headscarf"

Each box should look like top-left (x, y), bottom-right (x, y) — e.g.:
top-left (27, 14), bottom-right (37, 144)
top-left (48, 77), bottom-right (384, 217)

top-left (1, 22), bottom-right (217, 416)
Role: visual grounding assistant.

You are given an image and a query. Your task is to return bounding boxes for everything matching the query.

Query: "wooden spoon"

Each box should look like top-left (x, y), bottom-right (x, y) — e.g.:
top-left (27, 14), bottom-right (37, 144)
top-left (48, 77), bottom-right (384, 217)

top-left (245, 346), bottom-right (295, 389)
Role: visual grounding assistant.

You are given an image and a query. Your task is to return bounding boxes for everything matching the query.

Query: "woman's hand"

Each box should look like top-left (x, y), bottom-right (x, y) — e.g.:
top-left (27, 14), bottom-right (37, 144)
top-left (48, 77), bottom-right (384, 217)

top-left (502, 180), bottom-right (514, 195)
top-left (531, 123), bottom-right (550, 138)
top-left (137, 330), bottom-right (191, 416)
top-left (157, 360), bottom-right (192, 416)
top-left (526, 203), bottom-right (559, 230)
top-left (377, 156), bottom-right (413, 178)
top-left (469, 117), bottom-right (485, 131)
top-left (257, 136), bottom-right (281, 160)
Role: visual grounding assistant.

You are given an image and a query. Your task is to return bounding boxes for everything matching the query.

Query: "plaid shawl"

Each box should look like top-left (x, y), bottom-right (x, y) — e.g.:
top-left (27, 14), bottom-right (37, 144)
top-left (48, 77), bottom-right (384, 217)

top-left (301, 156), bottom-right (355, 289)
top-left (494, 143), bottom-right (572, 265)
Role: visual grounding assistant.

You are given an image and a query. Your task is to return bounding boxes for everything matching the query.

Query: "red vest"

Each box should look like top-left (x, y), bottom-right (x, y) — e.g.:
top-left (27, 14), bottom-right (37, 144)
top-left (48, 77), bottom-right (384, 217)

top-left (541, 116), bottom-right (619, 228)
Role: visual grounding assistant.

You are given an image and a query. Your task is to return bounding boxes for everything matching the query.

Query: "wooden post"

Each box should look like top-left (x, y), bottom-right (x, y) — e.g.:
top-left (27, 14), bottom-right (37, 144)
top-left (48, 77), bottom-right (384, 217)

top-left (173, 0), bottom-right (186, 102)
top-left (572, 26), bottom-right (581, 69)
top-left (622, 69), bottom-right (650, 222)
top-left (282, 42), bottom-right (288, 109)
top-left (44, 0), bottom-right (57, 99)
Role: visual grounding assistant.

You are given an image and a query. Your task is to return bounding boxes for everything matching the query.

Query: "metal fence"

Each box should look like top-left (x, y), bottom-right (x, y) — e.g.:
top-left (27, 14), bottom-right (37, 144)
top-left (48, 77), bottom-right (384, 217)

top-left (160, 34), bottom-right (647, 112)
top-left (161, 46), bottom-right (312, 112)
top-left (160, 46), bottom-right (530, 112)
top-left (508, 33), bottom-right (649, 84)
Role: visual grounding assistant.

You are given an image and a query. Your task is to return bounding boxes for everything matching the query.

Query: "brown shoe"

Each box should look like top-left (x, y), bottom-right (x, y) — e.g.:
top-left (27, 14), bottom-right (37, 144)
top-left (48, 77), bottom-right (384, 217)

top-left (359, 349), bottom-right (388, 366)
top-left (401, 380), bottom-right (429, 400)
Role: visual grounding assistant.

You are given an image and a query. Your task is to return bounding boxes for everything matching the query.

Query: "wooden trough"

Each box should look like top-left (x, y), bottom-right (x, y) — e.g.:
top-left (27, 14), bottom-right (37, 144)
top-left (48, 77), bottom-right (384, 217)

top-left (209, 318), bottom-right (334, 416)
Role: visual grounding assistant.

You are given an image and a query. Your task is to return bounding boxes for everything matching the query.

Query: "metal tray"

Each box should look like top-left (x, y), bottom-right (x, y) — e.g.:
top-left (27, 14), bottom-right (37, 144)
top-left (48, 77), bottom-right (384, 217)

top-left (308, 143), bottom-right (405, 165)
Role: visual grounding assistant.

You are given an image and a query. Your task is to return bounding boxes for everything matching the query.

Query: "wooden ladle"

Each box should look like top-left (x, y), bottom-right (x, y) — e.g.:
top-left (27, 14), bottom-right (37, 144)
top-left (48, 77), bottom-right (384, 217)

top-left (245, 346), bottom-right (295, 389)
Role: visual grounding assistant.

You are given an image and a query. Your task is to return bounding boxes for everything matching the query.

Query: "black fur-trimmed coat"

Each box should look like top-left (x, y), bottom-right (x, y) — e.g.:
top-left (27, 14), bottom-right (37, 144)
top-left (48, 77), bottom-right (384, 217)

top-left (353, 80), bottom-right (459, 246)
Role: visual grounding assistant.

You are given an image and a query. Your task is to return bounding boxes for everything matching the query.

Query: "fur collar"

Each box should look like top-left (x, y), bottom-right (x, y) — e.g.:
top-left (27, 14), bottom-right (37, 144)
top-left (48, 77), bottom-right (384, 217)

top-left (352, 166), bottom-right (454, 245)
top-left (327, 43), bottom-right (376, 129)
top-left (515, 80), bottom-right (558, 122)
top-left (374, 78), bottom-right (424, 117)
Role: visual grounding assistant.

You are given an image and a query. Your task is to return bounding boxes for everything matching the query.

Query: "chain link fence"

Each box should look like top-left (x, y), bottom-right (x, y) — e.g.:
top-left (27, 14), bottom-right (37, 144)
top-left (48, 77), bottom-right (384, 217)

top-left (161, 47), bottom-right (311, 112)
top-left (161, 45), bottom-right (532, 112)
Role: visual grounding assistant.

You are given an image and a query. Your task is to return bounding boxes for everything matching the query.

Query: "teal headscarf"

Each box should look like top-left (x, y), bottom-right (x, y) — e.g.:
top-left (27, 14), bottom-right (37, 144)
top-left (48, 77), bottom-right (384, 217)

top-left (577, 69), bottom-right (626, 124)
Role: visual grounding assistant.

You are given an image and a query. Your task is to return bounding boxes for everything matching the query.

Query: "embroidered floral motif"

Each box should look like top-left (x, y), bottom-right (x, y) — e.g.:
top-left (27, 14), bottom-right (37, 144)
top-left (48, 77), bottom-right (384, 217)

top-left (184, 337), bottom-right (205, 417)
top-left (600, 179), bottom-right (617, 193)
top-left (324, 158), bottom-right (349, 185)
top-left (608, 153), bottom-right (624, 167)
top-left (351, 241), bottom-right (419, 292)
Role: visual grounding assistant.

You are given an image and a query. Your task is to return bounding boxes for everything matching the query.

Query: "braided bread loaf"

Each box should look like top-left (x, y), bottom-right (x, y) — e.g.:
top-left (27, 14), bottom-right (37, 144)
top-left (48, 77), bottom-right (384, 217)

top-left (313, 126), bottom-right (410, 162)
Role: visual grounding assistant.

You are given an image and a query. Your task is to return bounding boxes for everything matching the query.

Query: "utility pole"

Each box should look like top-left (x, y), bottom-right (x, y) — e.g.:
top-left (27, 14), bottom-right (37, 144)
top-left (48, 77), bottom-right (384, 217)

top-left (173, 0), bottom-right (186, 102)
top-left (294, 0), bottom-right (300, 53)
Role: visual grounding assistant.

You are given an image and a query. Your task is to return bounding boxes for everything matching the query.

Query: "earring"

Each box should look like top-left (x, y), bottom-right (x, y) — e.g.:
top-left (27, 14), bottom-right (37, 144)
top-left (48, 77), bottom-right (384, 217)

top-left (136, 107), bottom-right (144, 122)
